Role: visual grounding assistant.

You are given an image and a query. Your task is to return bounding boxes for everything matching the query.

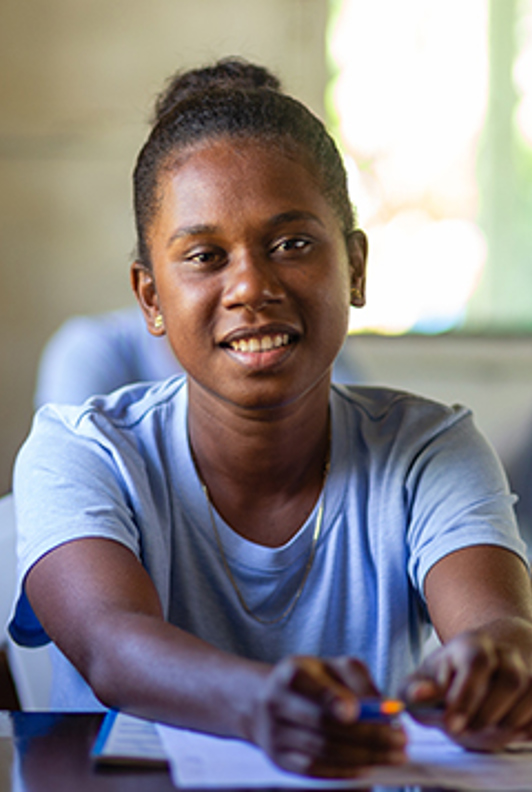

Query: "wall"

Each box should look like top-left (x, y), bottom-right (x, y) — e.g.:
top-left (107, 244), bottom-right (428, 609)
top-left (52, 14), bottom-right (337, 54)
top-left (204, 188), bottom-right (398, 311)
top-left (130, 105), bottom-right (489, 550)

top-left (0, 0), bottom-right (329, 494)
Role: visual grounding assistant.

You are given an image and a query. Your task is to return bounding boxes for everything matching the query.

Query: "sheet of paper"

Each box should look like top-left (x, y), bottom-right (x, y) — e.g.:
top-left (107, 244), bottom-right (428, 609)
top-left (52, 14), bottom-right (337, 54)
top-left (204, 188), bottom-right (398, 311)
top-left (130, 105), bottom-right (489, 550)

top-left (156, 714), bottom-right (532, 790)
top-left (92, 711), bottom-right (167, 766)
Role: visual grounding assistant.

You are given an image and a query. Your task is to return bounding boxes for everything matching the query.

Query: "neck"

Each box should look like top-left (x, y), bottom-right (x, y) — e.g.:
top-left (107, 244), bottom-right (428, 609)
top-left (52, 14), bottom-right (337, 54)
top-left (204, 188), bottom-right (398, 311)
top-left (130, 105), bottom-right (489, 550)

top-left (187, 378), bottom-right (331, 546)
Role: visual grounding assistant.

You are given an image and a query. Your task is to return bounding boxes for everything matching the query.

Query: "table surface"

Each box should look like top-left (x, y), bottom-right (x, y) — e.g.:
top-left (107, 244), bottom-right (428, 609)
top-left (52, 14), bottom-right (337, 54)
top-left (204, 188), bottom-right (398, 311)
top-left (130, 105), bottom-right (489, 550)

top-left (0, 710), bottom-right (526, 792)
top-left (0, 711), bottom-right (175, 792)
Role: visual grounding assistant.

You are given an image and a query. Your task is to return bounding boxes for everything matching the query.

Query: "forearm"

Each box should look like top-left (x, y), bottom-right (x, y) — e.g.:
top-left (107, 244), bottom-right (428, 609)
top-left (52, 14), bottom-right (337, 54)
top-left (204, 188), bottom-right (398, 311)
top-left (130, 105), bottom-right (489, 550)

top-left (24, 538), bottom-right (269, 740)
top-left (427, 545), bottom-right (532, 649)
top-left (83, 611), bottom-right (271, 740)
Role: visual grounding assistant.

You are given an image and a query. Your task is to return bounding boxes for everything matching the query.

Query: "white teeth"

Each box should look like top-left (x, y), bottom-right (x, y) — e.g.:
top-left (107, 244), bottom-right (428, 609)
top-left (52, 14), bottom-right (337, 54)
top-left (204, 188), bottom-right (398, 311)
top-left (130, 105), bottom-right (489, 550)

top-left (229, 333), bottom-right (291, 353)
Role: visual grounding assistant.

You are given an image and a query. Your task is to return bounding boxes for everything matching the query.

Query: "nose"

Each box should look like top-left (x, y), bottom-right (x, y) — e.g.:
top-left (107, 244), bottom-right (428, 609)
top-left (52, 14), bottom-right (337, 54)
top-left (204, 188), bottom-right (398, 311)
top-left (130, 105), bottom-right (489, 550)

top-left (221, 247), bottom-right (284, 313)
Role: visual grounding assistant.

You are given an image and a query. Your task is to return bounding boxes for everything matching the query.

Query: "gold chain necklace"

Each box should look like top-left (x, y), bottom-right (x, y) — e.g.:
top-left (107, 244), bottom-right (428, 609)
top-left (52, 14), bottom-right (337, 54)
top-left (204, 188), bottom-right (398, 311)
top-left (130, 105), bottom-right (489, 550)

top-left (199, 453), bottom-right (330, 626)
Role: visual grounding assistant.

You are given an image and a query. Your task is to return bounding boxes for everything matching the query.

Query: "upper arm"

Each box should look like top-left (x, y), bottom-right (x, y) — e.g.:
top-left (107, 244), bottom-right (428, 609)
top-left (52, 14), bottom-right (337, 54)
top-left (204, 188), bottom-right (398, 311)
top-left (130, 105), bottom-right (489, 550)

top-left (425, 544), bottom-right (532, 644)
top-left (25, 537), bottom-right (164, 675)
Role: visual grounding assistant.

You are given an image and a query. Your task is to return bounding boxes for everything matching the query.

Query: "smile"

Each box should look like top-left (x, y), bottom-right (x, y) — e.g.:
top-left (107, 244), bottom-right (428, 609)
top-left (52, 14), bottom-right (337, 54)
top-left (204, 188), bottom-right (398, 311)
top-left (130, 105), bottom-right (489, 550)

top-left (228, 333), bottom-right (291, 353)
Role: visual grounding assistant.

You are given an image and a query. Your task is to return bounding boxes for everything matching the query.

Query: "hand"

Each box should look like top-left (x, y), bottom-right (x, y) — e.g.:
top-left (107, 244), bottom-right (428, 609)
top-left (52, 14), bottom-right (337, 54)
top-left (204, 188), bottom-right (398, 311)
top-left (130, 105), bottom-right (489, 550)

top-left (402, 630), bottom-right (532, 750)
top-left (247, 656), bottom-right (407, 777)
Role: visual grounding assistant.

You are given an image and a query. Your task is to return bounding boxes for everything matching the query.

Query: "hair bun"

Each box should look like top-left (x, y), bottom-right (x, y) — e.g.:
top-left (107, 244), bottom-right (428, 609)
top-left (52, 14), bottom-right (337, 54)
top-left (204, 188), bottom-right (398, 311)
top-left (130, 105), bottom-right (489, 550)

top-left (152, 57), bottom-right (281, 123)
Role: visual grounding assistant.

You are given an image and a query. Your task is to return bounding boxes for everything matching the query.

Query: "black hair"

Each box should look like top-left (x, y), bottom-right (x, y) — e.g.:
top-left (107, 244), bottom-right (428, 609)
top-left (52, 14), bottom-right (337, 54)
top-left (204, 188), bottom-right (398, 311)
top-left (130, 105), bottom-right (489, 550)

top-left (151, 58), bottom-right (281, 124)
top-left (133, 58), bottom-right (355, 269)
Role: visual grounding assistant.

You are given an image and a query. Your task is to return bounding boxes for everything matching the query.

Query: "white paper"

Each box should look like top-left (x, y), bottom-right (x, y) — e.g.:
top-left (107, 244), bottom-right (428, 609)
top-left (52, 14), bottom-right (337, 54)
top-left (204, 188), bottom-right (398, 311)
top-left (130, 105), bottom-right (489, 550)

top-left (157, 715), bottom-right (532, 790)
top-left (94, 711), bottom-right (167, 765)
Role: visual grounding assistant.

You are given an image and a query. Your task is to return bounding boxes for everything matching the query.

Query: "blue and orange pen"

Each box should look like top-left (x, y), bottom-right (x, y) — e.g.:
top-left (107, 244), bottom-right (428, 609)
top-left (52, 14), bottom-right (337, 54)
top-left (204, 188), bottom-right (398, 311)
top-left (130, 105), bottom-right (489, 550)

top-left (358, 699), bottom-right (405, 720)
top-left (357, 698), bottom-right (443, 722)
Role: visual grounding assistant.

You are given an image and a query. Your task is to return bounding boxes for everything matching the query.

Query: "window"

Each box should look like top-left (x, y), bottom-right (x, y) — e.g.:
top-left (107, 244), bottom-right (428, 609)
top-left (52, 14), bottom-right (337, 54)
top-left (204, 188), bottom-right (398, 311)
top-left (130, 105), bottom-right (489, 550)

top-left (328, 0), bottom-right (532, 334)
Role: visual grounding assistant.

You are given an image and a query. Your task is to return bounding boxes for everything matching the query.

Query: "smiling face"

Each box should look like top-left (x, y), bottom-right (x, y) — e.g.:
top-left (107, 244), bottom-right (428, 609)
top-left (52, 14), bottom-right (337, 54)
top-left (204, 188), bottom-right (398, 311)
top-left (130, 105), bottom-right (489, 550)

top-left (132, 136), bottom-right (366, 413)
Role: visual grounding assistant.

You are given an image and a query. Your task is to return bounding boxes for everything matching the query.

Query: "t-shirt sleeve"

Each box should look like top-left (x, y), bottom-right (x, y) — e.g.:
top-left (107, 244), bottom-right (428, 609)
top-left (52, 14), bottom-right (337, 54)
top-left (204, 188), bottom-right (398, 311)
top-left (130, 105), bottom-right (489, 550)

top-left (9, 404), bottom-right (142, 646)
top-left (405, 406), bottom-right (528, 597)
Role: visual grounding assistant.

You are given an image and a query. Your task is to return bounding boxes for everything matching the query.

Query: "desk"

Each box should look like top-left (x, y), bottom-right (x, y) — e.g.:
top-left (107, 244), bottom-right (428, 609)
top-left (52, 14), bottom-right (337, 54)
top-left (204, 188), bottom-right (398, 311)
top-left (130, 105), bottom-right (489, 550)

top-left (0, 712), bottom-right (175, 791)
top-left (0, 711), bottom-right (530, 792)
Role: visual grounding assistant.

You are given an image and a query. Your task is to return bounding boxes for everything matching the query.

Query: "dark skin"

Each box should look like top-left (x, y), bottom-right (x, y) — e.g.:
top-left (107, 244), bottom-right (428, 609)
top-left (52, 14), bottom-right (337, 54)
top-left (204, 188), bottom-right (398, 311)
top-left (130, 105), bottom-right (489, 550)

top-left (26, 137), bottom-right (532, 777)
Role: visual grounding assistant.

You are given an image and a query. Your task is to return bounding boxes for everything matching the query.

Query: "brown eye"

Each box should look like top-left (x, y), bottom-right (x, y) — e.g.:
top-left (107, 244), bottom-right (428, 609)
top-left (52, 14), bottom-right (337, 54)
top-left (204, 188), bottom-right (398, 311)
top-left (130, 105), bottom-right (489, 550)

top-left (272, 237), bottom-right (312, 255)
top-left (184, 246), bottom-right (226, 269)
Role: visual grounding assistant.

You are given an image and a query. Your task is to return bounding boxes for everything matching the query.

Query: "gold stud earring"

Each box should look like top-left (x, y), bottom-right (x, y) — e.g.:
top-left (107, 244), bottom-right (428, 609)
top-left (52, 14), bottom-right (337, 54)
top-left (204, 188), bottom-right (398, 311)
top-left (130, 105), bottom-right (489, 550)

top-left (351, 287), bottom-right (362, 302)
top-left (154, 314), bottom-right (164, 330)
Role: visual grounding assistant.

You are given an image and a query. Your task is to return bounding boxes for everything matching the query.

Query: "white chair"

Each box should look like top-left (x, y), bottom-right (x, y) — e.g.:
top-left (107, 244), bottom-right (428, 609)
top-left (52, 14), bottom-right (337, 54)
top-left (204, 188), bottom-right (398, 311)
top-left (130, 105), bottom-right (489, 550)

top-left (0, 492), bottom-right (52, 710)
top-left (0, 493), bottom-right (17, 644)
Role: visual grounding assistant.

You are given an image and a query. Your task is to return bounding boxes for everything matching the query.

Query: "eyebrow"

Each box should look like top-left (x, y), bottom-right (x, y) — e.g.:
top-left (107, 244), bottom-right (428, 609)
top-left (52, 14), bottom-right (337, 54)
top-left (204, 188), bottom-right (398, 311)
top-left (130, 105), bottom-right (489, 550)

top-left (266, 210), bottom-right (325, 229)
top-left (167, 224), bottom-right (219, 247)
top-left (166, 211), bottom-right (325, 248)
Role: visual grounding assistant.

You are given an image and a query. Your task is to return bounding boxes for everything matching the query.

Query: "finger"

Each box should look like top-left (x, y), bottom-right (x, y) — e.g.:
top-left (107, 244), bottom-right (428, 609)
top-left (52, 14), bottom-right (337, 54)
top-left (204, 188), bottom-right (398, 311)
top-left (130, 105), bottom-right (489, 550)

top-left (500, 683), bottom-right (532, 734)
top-left (403, 634), bottom-right (495, 734)
top-left (465, 646), bottom-right (529, 730)
top-left (275, 747), bottom-right (404, 779)
top-left (270, 721), bottom-right (407, 776)
top-left (325, 657), bottom-right (381, 699)
top-left (268, 691), bottom-right (325, 731)
top-left (269, 691), bottom-right (401, 738)
top-left (276, 720), bottom-right (407, 761)
top-left (452, 725), bottom-right (519, 752)
top-left (437, 635), bottom-right (498, 734)
top-left (273, 748), bottom-right (370, 779)
top-left (402, 676), bottom-right (443, 708)
top-left (401, 649), bottom-right (454, 706)
top-left (286, 658), bottom-right (361, 722)
top-left (305, 712), bottom-right (407, 744)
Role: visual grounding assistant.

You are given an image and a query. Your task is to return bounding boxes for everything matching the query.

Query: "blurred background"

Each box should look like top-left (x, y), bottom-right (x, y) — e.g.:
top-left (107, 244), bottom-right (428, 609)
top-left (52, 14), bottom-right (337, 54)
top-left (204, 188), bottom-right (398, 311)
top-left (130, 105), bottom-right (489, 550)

top-left (1, 0), bottom-right (532, 495)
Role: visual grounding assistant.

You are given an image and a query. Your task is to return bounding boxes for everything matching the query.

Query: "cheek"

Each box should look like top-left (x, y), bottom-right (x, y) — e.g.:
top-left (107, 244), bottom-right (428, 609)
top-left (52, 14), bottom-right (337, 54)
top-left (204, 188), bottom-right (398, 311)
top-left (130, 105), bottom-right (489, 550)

top-left (320, 262), bottom-right (352, 312)
top-left (320, 269), bottom-right (352, 340)
top-left (162, 283), bottom-right (217, 346)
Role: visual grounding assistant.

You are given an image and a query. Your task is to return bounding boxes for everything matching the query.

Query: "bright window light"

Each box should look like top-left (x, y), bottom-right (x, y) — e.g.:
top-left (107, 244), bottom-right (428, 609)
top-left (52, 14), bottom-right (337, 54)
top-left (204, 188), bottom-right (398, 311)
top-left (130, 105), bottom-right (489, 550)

top-left (328, 0), bottom-right (532, 334)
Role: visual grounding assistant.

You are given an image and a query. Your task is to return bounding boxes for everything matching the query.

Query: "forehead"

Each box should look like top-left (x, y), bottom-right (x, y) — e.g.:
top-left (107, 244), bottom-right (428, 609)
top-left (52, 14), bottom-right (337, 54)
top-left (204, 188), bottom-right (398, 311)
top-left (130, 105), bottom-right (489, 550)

top-left (154, 137), bottom-right (339, 232)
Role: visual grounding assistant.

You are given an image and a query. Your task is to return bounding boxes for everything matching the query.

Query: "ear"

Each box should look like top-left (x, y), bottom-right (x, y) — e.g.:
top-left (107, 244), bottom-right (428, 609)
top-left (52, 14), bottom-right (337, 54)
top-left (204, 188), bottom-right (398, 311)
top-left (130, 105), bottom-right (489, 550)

top-left (346, 229), bottom-right (368, 308)
top-left (130, 261), bottom-right (165, 336)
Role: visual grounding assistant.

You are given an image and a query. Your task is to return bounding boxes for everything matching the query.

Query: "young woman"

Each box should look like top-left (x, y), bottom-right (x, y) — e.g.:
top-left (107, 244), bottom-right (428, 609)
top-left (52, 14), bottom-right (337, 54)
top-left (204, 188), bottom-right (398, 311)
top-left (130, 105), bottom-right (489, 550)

top-left (10, 59), bottom-right (532, 778)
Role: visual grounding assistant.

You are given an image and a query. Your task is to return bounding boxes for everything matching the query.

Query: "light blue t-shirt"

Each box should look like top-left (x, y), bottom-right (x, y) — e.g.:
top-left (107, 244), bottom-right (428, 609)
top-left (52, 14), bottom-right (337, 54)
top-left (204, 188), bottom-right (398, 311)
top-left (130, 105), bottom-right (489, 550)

top-left (10, 377), bottom-right (527, 709)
